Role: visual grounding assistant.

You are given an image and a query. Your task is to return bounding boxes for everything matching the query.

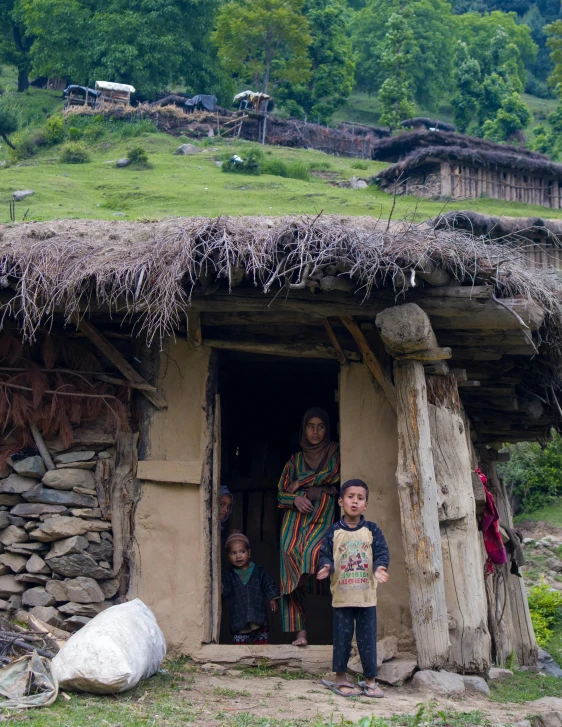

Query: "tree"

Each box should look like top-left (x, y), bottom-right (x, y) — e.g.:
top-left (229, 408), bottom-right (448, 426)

top-left (18, 0), bottom-right (224, 99)
top-left (498, 430), bottom-right (562, 514)
top-left (377, 11), bottom-right (415, 129)
top-left (482, 92), bottom-right (532, 141)
top-left (0, 93), bottom-right (20, 148)
top-left (451, 42), bottom-right (481, 133)
top-left (546, 19), bottom-right (562, 94)
top-left (454, 11), bottom-right (537, 89)
top-left (213, 0), bottom-right (311, 94)
top-left (276, 0), bottom-right (354, 123)
top-left (351, 0), bottom-right (455, 111)
top-left (0, 0), bottom-right (32, 91)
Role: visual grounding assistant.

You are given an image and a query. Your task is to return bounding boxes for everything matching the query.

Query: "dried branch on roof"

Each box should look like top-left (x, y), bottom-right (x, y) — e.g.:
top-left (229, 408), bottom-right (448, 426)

top-left (0, 216), bottom-right (561, 348)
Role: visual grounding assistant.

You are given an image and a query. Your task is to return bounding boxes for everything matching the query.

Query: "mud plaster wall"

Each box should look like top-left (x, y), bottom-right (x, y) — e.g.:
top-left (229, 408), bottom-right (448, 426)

top-left (339, 363), bottom-right (413, 646)
top-left (129, 341), bottom-right (212, 652)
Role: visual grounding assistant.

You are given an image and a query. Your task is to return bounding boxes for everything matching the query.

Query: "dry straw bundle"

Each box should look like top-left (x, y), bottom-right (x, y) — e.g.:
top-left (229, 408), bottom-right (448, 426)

top-left (0, 216), bottom-right (561, 346)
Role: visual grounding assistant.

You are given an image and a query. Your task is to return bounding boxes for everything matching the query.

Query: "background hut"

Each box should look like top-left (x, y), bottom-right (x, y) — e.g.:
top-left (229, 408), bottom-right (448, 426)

top-left (0, 216), bottom-right (558, 673)
top-left (373, 146), bottom-right (562, 208)
top-left (434, 211), bottom-right (562, 270)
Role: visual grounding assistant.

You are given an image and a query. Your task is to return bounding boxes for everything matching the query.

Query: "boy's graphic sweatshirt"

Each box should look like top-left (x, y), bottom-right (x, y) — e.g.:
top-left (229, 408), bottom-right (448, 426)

top-left (319, 517), bottom-right (389, 608)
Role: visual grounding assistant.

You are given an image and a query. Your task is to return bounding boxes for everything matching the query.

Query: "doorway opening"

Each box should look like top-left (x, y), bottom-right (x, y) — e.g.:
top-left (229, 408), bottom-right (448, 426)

top-left (218, 352), bottom-right (340, 645)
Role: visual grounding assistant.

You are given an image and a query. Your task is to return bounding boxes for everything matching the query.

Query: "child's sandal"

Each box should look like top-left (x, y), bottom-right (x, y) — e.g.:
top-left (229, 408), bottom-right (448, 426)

top-left (358, 681), bottom-right (385, 698)
top-left (320, 679), bottom-right (361, 697)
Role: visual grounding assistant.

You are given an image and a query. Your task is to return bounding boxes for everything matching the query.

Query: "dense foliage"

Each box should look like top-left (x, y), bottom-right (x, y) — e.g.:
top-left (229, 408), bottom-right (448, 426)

top-left (527, 582), bottom-right (562, 646)
top-left (0, 0), bottom-right (561, 127)
top-left (498, 431), bottom-right (562, 513)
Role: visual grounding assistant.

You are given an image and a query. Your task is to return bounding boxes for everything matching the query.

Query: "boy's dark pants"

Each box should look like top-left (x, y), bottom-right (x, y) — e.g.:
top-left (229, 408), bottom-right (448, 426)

top-left (332, 606), bottom-right (377, 678)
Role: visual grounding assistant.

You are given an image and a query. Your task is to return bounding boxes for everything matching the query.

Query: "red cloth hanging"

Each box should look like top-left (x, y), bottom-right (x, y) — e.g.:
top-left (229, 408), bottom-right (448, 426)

top-left (476, 469), bottom-right (507, 572)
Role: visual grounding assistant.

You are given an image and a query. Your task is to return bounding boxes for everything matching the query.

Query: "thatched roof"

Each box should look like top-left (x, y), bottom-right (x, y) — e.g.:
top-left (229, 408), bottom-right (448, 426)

top-left (0, 214), bottom-right (559, 336)
top-left (434, 211), bottom-right (562, 241)
top-left (375, 146), bottom-right (562, 182)
top-left (1, 215), bottom-right (561, 442)
top-left (371, 130), bottom-right (547, 163)
top-left (338, 121), bottom-right (391, 138)
top-left (401, 118), bottom-right (455, 133)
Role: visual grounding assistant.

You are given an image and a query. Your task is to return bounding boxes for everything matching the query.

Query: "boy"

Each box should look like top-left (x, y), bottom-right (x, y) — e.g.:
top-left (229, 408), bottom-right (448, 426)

top-left (222, 532), bottom-right (280, 644)
top-left (317, 478), bottom-right (389, 698)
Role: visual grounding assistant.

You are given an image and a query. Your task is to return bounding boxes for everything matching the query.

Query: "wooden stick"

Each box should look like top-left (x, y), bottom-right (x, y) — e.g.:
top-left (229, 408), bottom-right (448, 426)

top-left (72, 314), bottom-right (166, 409)
top-left (0, 367), bottom-right (156, 392)
top-left (29, 423), bottom-right (55, 471)
top-left (322, 319), bottom-right (347, 364)
top-left (340, 316), bottom-right (397, 413)
top-left (188, 311), bottom-right (203, 348)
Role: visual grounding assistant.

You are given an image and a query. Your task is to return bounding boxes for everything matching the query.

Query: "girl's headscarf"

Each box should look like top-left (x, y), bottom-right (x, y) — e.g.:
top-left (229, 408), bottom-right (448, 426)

top-left (299, 407), bottom-right (339, 472)
top-left (220, 485), bottom-right (233, 532)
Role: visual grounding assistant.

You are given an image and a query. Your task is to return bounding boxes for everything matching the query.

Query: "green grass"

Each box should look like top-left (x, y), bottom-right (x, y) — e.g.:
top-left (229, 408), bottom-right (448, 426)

top-left (516, 498), bottom-right (562, 528)
top-left (0, 656), bottom-right (490, 727)
top-left (3, 129), bottom-right (562, 222)
top-left (489, 670), bottom-right (562, 703)
top-left (1, 67), bottom-right (562, 222)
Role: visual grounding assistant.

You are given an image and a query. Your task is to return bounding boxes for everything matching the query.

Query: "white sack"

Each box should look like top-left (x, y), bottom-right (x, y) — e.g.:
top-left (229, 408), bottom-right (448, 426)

top-left (52, 599), bottom-right (166, 693)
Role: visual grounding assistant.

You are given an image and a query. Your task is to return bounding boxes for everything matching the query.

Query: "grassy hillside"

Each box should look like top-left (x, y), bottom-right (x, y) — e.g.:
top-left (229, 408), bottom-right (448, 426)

top-left (4, 129), bottom-right (562, 223)
top-left (2, 67), bottom-right (562, 222)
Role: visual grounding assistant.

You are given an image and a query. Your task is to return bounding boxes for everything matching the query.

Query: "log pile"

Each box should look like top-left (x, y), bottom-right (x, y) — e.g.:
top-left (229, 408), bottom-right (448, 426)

top-left (0, 439), bottom-right (119, 634)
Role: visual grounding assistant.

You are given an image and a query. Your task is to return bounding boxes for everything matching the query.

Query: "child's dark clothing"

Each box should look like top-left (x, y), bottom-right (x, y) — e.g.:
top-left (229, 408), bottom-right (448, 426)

top-left (222, 563), bottom-right (279, 644)
top-left (319, 516), bottom-right (389, 677)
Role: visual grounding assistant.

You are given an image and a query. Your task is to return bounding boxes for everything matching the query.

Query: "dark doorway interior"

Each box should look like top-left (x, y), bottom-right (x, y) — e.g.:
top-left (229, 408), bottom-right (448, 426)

top-left (218, 352), bottom-right (340, 645)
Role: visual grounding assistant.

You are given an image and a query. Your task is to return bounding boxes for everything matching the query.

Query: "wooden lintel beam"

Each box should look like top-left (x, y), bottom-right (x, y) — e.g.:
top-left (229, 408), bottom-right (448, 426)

top-left (72, 314), bottom-right (167, 410)
top-left (397, 347), bottom-right (452, 362)
top-left (206, 338), bottom-right (360, 362)
top-left (322, 318), bottom-right (347, 364)
top-left (340, 316), bottom-right (397, 413)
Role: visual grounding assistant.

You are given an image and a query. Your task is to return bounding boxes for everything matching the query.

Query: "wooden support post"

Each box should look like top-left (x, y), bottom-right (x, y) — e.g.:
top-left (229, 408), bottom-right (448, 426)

top-left (29, 423), bottom-right (55, 471)
top-left (322, 318), bottom-right (347, 364)
top-left (394, 359), bottom-right (450, 669)
top-left (71, 314), bottom-right (167, 410)
top-left (428, 375), bottom-right (491, 673)
top-left (340, 316), bottom-right (396, 413)
top-left (188, 311), bottom-right (203, 348)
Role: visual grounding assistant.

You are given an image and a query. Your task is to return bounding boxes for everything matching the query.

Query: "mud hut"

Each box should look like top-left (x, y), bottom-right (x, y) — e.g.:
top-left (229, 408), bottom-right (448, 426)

top-left (373, 146), bottom-right (562, 208)
top-left (0, 215), bottom-right (557, 674)
top-left (434, 211), bottom-right (562, 270)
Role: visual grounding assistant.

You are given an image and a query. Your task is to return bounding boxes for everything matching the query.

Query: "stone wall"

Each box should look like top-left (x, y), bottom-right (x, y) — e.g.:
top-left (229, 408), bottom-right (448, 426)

top-left (0, 439), bottom-right (118, 632)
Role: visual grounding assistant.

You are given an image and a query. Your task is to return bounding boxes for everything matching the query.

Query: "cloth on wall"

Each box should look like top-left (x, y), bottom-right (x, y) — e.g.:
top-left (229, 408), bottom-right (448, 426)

top-left (476, 469), bottom-right (508, 572)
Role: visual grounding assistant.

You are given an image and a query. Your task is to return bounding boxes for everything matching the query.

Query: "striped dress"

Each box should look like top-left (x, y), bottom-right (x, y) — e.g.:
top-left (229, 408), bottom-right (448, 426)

top-left (278, 450), bottom-right (340, 631)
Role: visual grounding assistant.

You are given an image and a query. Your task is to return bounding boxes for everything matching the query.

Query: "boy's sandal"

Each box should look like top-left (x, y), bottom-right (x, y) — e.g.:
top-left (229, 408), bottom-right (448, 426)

top-left (320, 679), bottom-right (362, 697)
top-left (358, 681), bottom-right (385, 698)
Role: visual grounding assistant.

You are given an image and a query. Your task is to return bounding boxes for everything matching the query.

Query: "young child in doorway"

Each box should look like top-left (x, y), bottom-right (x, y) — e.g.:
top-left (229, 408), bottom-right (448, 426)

top-left (317, 478), bottom-right (389, 698)
top-left (222, 532), bottom-right (280, 644)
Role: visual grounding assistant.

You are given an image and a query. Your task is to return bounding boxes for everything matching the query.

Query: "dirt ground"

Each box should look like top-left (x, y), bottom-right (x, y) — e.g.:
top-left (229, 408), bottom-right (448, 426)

top-left (184, 671), bottom-right (542, 725)
top-left (517, 520), bottom-right (562, 540)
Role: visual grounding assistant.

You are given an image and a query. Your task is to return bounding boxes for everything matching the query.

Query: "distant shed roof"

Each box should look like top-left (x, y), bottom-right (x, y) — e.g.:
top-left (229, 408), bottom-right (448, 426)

top-left (372, 130), bottom-right (548, 163)
top-left (375, 145), bottom-right (562, 182)
top-left (401, 118), bottom-right (455, 132)
top-left (434, 210), bottom-right (562, 241)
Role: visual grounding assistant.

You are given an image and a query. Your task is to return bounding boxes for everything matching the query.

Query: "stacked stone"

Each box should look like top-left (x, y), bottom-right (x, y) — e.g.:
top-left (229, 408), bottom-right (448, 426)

top-left (0, 448), bottom-right (118, 632)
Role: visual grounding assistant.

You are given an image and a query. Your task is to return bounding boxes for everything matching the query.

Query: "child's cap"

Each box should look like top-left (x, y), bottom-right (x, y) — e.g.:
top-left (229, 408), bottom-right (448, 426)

top-left (340, 479), bottom-right (369, 500)
top-left (225, 531), bottom-right (250, 551)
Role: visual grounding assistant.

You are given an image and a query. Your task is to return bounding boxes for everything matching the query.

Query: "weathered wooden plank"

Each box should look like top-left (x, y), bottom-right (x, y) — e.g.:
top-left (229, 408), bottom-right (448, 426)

top-left (136, 460), bottom-right (201, 485)
top-left (111, 432), bottom-right (140, 597)
top-left (340, 316), bottom-right (397, 413)
top-left (323, 318), bottom-right (347, 364)
top-left (428, 383), bottom-right (491, 673)
top-left (398, 347), bottom-right (452, 362)
top-left (394, 360), bottom-right (449, 669)
top-left (188, 311), bottom-right (203, 348)
top-left (206, 337), bottom-right (360, 361)
top-left (72, 315), bottom-right (167, 409)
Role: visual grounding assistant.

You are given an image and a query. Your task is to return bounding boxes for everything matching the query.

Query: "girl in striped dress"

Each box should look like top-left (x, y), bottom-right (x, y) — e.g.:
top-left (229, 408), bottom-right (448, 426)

top-left (278, 408), bottom-right (340, 646)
